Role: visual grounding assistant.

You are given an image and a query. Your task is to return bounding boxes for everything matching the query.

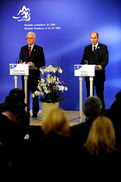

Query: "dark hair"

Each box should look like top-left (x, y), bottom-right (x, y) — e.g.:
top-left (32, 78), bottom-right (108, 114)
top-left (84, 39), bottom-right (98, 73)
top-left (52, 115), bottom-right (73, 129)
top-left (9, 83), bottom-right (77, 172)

top-left (115, 90), bottom-right (121, 101)
top-left (6, 88), bottom-right (27, 107)
top-left (2, 88), bottom-right (26, 115)
top-left (0, 102), bottom-right (25, 115)
top-left (9, 88), bottom-right (25, 100)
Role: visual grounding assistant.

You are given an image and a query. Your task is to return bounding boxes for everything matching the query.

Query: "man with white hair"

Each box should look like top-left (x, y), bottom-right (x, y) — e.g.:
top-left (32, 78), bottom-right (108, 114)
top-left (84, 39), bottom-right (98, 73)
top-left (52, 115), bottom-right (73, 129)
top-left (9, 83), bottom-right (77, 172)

top-left (19, 32), bottom-right (45, 117)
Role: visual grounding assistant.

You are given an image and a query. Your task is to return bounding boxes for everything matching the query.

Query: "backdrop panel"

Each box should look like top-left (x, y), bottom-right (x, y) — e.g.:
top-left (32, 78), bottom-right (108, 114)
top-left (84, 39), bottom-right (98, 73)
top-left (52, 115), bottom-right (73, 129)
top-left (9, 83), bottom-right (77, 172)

top-left (0, 0), bottom-right (121, 110)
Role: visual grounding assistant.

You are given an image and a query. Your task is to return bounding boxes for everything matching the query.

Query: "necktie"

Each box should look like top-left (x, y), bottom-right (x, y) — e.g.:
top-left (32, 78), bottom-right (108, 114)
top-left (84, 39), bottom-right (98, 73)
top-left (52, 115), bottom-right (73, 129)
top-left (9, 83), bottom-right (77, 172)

top-left (29, 46), bottom-right (31, 57)
top-left (93, 46), bottom-right (95, 55)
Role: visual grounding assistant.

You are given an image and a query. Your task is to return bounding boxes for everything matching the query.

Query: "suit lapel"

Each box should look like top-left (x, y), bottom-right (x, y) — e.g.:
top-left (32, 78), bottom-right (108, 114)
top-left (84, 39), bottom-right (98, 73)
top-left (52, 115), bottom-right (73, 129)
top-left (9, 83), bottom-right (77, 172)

top-left (89, 45), bottom-right (93, 56)
top-left (24, 45), bottom-right (29, 62)
top-left (25, 45), bottom-right (29, 54)
top-left (96, 43), bottom-right (101, 52)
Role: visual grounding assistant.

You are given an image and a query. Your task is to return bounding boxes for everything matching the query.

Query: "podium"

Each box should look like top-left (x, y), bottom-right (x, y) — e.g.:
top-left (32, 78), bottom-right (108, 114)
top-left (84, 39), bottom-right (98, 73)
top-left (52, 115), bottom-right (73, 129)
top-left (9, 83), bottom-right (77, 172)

top-left (74, 64), bottom-right (99, 122)
top-left (9, 64), bottom-right (37, 112)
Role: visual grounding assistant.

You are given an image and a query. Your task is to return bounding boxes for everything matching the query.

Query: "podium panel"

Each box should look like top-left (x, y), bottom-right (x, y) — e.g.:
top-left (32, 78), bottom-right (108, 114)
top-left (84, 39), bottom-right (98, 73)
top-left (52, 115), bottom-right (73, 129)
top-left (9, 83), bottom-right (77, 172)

top-left (74, 64), bottom-right (95, 76)
top-left (9, 64), bottom-right (37, 113)
top-left (74, 64), bottom-right (99, 122)
top-left (9, 64), bottom-right (29, 75)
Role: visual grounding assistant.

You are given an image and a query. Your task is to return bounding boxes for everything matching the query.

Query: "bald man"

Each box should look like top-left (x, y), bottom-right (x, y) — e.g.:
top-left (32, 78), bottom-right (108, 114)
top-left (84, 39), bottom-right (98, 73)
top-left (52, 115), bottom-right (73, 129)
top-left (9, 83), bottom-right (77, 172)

top-left (80, 32), bottom-right (109, 111)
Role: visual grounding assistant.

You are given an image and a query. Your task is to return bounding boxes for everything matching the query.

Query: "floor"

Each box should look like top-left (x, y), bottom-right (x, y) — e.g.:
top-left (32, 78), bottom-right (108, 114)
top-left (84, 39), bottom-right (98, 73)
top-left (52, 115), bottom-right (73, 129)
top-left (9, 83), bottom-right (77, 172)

top-left (30, 110), bottom-right (86, 126)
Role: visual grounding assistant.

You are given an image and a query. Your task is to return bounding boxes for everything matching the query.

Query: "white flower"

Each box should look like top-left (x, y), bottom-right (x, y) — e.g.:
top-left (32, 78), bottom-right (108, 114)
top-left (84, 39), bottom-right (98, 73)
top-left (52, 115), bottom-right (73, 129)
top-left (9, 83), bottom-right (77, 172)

top-left (65, 87), bottom-right (68, 91)
top-left (57, 77), bottom-right (60, 82)
top-left (34, 90), bottom-right (41, 96)
top-left (47, 74), bottom-right (51, 78)
top-left (43, 86), bottom-right (47, 90)
top-left (59, 85), bottom-right (65, 91)
top-left (46, 65), bottom-right (56, 73)
top-left (58, 68), bottom-right (62, 73)
top-left (40, 78), bottom-right (45, 84)
top-left (32, 64), bottom-right (68, 102)
top-left (55, 81), bottom-right (59, 85)
top-left (38, 85), bottom-right (42, 91)
top-left (40, 92), bottom-right (44, 96)
top-left (46, 78), bottom-right (51, 84)
top-left (32, 93), bottom-right (35, 98)
top-left (40, 69), bottom-right (45, 75)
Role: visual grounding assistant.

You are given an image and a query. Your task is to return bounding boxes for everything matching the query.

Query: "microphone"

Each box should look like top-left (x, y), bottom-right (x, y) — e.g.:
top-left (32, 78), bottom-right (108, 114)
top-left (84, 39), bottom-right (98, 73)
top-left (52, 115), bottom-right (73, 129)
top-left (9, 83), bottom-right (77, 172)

top-left (84, 60), bottom-right (88, 64)
top-left (15, 56), bottom-right (23, 64)
top-left (15, 56), bottom-right (19, 64)
top-left (18, 59), bottom-right (23, 64)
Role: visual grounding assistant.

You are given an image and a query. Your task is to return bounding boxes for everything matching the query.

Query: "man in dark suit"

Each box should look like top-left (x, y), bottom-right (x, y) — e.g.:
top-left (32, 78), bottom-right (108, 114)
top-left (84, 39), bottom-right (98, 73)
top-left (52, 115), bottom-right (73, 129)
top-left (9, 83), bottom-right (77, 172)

top-left (19, 32), bottom-right (45, 117)
top-left (80, 32), bottom-right (109, 111)
top-left (0, 88), bottom-right (30, 136)
top-left (69, 96), bottom-right (102, 148)
top-left (0, 95), bottom-right (28, 146)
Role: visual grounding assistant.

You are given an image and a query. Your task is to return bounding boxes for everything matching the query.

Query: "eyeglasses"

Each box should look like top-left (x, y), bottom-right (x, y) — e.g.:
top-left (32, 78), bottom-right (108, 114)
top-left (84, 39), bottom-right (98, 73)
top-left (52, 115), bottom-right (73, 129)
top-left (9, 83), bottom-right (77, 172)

top-left (26, 37), bottom-right (34, 40)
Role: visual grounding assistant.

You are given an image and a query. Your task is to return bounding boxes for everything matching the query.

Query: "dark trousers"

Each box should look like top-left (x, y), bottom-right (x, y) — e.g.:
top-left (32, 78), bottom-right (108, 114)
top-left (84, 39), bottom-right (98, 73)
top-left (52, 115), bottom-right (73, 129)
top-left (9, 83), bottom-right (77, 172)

top-left (86, 78), bottom-right (105, 111)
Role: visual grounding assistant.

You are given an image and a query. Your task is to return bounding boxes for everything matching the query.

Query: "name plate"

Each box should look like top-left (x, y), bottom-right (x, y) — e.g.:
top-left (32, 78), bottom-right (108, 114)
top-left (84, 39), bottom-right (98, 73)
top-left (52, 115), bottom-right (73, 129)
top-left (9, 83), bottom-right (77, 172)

top-left (74, 64), bottom-right (95, 76)
top-left (9, 64), bottom-right (29, 75)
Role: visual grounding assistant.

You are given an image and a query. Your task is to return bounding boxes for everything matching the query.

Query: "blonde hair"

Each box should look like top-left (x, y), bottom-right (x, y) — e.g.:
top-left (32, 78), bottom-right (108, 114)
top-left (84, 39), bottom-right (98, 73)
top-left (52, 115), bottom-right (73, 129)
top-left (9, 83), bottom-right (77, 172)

top-left (41, 108), bottom-right (70, 138)
top-left (83, 116), bottom-right (116, 155)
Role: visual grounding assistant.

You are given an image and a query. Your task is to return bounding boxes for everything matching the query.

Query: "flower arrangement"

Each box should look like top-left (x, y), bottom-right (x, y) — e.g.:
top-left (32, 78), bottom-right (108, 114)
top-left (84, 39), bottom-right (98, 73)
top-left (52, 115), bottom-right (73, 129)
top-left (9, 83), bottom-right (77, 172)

top-left (32, 65), bottom-right (68, 103)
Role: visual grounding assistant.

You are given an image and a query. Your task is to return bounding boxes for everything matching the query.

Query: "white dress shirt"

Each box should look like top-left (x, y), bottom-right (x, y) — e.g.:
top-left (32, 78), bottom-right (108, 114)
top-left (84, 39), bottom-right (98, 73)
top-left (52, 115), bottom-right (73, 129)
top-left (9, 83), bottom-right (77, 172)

top-left (92, 42), bottom-right (98, 52)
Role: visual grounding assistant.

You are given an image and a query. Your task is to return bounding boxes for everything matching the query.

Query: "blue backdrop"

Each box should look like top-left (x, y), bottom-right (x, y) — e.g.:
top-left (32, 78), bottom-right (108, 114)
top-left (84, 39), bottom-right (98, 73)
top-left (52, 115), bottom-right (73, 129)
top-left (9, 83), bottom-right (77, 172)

top-left (0, 0), bottom-right (121, 110)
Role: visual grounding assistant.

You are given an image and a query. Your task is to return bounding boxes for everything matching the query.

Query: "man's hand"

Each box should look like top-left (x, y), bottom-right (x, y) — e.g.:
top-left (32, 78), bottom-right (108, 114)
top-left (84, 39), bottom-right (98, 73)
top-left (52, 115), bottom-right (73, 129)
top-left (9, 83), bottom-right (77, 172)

top-left (27, 62), bottom-right (34, 66)
top-left (98, 65), bottom-right (102, 70)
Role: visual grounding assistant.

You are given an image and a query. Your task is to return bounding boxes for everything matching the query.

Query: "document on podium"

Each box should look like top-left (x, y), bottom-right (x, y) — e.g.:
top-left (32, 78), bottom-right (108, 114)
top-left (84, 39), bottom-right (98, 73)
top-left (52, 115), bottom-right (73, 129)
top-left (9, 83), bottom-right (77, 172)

top-left (29, 65), bottom-right (37, 70)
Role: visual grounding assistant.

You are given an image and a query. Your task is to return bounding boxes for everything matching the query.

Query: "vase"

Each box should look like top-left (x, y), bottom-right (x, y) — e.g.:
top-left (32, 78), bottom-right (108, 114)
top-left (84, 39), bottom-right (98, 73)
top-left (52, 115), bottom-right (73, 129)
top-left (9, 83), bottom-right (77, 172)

top-left (41, 102), bottom-right (59, 118)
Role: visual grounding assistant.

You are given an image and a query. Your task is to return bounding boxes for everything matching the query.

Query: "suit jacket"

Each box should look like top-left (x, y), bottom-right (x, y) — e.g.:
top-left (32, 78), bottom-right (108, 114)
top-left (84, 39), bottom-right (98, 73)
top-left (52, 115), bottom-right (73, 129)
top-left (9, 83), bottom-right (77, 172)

top-left (0, 113), bottom-right (22, 146)
top-left (69, 118), bottom-right (95, 148)
top-left (19, 44), bottom-right (45, 68)
top-left (19, 44), bottom-right (45, 89)
top-left (81, 43), bottom-right (109, 81)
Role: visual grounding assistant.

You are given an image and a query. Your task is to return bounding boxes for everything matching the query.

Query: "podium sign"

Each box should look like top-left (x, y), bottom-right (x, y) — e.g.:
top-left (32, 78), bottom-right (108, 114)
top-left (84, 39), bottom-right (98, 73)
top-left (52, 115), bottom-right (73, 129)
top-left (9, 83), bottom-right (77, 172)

top-left (9, 63), bottom-right (30, 112)
top-left (74, 64), bottom-right (95, 77)
top-left (9, 63), bottom-right (37, 113)
top-left (9, 64), bottom-right (29, 75)
top-left (74, 64), bottom-right (98, 122)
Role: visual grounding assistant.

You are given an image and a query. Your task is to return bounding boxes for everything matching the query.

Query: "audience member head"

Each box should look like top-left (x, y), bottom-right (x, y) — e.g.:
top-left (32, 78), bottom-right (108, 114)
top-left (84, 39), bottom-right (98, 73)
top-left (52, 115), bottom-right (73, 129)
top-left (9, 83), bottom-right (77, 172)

top-left (108, 90), bottom-right (121, 121)
top-left (0, 89), bottom-right (27, 123)
top-left (0, 101), bottom-right (26, 123)
top-left (41, 108), bottom-right (70, 138)
top-left (0, 88), bottom-right (27, 114)
top-left (83, 96), bottom-right (102, 119)
top-left (83, 116), bottom-right (116, 155)
top-left (115, 90), bottom-right (121, 102)
top-left (6, 88), bottom-right (27, 107)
